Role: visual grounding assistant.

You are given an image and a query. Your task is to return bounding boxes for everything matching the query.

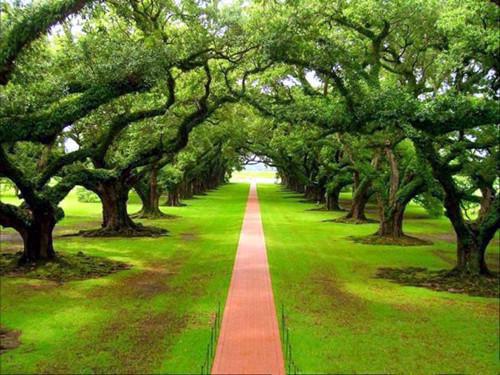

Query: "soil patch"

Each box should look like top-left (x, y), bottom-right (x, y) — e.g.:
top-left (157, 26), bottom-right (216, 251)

top-left (324, 217), bottom-right (378, 224)
top-left (131, 211), bottom-right (179, 220)
top-left (376, 267), bottom-right (499, 298)
top-left (1, 221), bottom-right (102, 245)
top-left (54, 221), bottom-right (101, 236)
top-left (89, 252), bottom-right (188, 300)
top-left (298, 199), bottom-right (318, 204)
top-left (0, 252), bottom-right (129, 282)
top-left (78, 224), bottom-right (167, 238)
top-left (306, 206), bottom-right (329, 212)
top-left (307, 206), bottom-right (345, 212)
top-left (41, 253), bottom-right (194, 373)
top-left (351, 234), bottom-right (432, 246)
top-left (96, 309), bottom-right (186, 374)
top-left (180, 232), bottom-right (198, 241)
top-left (0, 326), bottom-right (21, 354)
top-left (309, 271), bottom-right (370, 329)
top-left (39, 309), bottom-right (187, 374)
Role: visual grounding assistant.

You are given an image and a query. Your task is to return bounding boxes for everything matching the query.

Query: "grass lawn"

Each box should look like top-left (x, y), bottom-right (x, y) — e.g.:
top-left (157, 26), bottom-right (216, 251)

top-left (0, 183), bottom-right (248, 374)
top-left (258, 184), bottom-right (499, 374)
top-left (1, 182), bottom-right (498, 374)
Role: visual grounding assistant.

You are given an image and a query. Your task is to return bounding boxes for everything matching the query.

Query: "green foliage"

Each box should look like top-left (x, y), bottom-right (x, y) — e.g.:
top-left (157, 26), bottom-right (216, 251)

top-left (76, 187), bottom-right (100, 203)
top-left (414, 192), bottom-right (444, 218)
top-left (160, 165), bottom-right (184, 191)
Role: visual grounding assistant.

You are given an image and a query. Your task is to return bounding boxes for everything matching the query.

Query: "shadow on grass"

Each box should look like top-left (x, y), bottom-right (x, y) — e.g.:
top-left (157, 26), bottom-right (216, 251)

top-left (376, 267), bottom-right (499, 298)
top-left (0, 326), bottom-right (21, 354)
top-left (307, 206), bottom-right (346, 212)
top-left (323, 217), bottom-right (378, 224)
top-left (350, 234), bottom-right (433, 246)
top-left (0, 251), bottom-right (130, 282)
top-left (77, 224), bottom-right (168, 238)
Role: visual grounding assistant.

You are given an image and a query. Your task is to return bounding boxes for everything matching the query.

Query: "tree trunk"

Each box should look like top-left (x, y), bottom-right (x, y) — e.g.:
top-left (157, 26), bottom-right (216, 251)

top-left (134, 168), bottom-right (164, 218)
top-left (136, 188), bottom-right (163, 218)
top-left (179, 180), bottom-right (193, 199)
top-left (343, 154), bottom-right (380, 222)
top-left (305, 185), bottom-right (325, 203)
top-left (377, 204), bottom-right (405, 237)
top-left (166, 187), bottom-right (182, 207)
top-left (326, 188), bottom-right (342, 211)
top-left (344, 183), bottom-right (371, 221)
top-left (376, 147), bottom-right (416, 238)
top-left (1, 198), bottom-right (57, 263)
top-left (96, 181), bottom-right (137, 232)
top-left (413, 137), bottom-right (497, 276)
top-left (455, 229), bottom-right (488, 275)
top-left (20, 210), bottom-right (56, 263)
top-left (304, 185), bottom-right (317, 201)
top-left (82, 179), bottom-right (166, 237)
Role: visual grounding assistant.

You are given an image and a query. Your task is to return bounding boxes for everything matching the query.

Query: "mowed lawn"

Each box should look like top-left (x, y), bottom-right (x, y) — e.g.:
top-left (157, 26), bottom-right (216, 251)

top-left (259, 184), bottom-right (499, 374)
top-left (0, 183), bottom-right (248, 374)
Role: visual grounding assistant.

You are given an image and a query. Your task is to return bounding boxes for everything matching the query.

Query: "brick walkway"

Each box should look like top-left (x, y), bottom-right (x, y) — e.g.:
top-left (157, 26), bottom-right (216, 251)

top-left (212, 183), bottom-right (285, 374)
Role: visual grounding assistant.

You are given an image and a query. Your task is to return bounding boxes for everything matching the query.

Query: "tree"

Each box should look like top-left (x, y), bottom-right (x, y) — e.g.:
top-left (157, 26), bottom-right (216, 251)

top-left (0, 0), bottom-right (156, 260)
top-left (0, 0), bottom-right (94, 84)
top-left (0, 0), bottom-right (249, 256)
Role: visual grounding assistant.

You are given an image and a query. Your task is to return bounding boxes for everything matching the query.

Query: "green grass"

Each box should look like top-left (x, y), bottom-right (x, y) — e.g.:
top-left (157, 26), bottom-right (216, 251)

top-left (0, 183), bottom-right (249, 374)
top-left (2, 183), bottom-right (499, 374)
top-left (258, 184), bottom-right (499, 374)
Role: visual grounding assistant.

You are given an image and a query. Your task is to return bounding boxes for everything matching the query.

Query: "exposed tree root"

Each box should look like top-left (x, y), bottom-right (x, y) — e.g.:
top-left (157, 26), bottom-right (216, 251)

top-left (161, 202), bottom-right (187, 207)
top-left (324, 217), bottom-right (377, 224)
top-left (376, 266), bottom-right (499, 298)
top-left (79, 224), bottom-right (167, 238)
top-left (298, 199), bottom-right (319, 204)
top-left (130, 210), bottom-right (178, 220)
top-left (307, 206), bottom-right (345, 212)
top-left (0, 251), bottom-right (130, 282)
top-left (0, 326), bottom-right (21, 353)
top-left (352, 234), bottom-right (432, 246)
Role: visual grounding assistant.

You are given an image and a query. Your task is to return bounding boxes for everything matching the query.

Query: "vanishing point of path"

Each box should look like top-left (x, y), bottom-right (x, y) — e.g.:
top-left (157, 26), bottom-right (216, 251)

top-left (212, 183), bottom-right (285, 374)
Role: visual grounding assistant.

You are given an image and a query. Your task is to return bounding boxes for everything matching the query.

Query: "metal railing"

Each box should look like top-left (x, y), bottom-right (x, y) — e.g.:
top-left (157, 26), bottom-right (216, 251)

top-left (200, 302), bottom-right (222, 375)
top-left (281, 303), bottom-right (300, 374)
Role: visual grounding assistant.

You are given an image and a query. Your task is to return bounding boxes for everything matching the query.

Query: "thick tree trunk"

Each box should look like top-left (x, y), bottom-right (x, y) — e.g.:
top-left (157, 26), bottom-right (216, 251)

top-left (325, 188), bottom-right (342, 211)
top-left (134, 168), bottom-right (164, 218)
top-left (288, 176), bottom-right (304, 193)
top-left (343, 154), bottom-right (380, 222)
top-left (344, 183), bottom-right (371, 221)
top-left (305, 185), bottom-right (325, 203)
top-left (281, 175), bottom-right (288, 187)
top-left (82, 180), bottom-right (166, 237)
top-left (179, 180), bottom-right (193, 199)
top-left (377, 204), bottom-right (405, 237)
top-left (376, 177), bottom-right (426, 239)
top-left (455, 229), bottom-right (489, 275)
top-left (92, 180), bottom-right (138, 234)
top-left (166, 187), bottom-right (182, 207)
top-left (136, 188), bottom-right (163, 218)
top-left (191, 179), bottom-right (206, 195)
top-left (1, 198), bottom-right (57, 262)
top-left (20, 210), bottom-right (56, 263)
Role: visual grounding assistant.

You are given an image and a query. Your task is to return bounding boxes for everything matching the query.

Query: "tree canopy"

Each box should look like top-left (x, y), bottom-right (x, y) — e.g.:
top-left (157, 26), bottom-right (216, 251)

top-left (0, 0), bottom-right (498, 276)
